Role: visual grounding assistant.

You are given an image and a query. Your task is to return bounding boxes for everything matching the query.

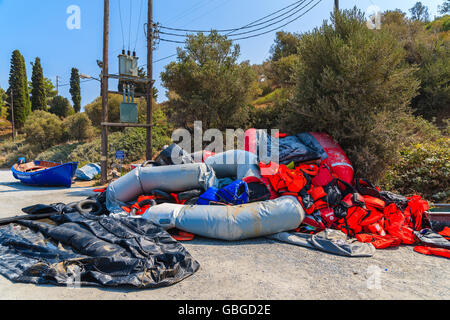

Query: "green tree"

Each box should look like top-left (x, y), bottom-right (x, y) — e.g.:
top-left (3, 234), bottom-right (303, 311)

top-left (63, 113), bottom-right (95, 142)
top-left (281, 8), bottom-right (421, 181)
top-left (382, 10), bottom-right (450, 124)
top-left (44, 78), bottom-right (57, 100)
top-left (0, 88), bottom-right (7, 118)
top-left (262, 32), bottom-right (302, 88)
top-left (161, 31), bottom-right (260, 131)
top-left (439, 0), bottom-right (450, 14)
top-left (49, 95), bottom-right (74, 118)
top-left (7, 50), bottom-right (31, 130)
top-left (69, 68), bottom-right (81, 113)
top-left (30, 57), bottom-right (47, 111)
top-left (410, 2), bottom-right (430, 22)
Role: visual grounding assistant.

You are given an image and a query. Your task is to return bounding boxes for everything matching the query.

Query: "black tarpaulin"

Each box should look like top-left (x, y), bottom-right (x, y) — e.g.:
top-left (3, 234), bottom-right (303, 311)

top-left (0, 211), bottom-right (200, 289)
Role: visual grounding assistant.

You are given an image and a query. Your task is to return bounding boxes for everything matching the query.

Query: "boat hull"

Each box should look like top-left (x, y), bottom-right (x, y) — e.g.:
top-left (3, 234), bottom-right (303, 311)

top-left (11, 161), bottom-right (78, 188)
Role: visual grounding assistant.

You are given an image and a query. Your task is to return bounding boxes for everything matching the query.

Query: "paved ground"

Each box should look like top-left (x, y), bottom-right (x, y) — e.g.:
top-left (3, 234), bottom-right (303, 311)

top-left (0, 169), bottom-right (448, 300)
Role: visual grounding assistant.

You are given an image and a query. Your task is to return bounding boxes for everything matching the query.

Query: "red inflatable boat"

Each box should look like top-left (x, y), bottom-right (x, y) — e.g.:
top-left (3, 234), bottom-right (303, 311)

top-left (309, 132), bottom-right (354, 184)
top-left (244, 129), bottom-right (354, 183)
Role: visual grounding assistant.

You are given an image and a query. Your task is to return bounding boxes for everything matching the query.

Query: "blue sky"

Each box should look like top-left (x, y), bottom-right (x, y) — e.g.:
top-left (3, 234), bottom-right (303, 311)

top-left (0, 0), bottom-right (444, 109)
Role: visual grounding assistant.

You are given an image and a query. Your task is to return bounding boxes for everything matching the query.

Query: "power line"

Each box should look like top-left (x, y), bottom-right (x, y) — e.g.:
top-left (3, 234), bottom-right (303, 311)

top-left (128, 0), bottom-right (132, 50)
top-left (158, 0), bottom-right (322, 43)
top-left (58, 79), bottom-right (97, 87)
top-left (118, 0), bottom-right (125, 49)
top-left (157, 0), bottom-right (319, 41)
top-left (225, 0), bottom-right (306, 36)
top-left (159, 38), bottom-right (185, 44)
top-left (227, 0), bottom-right (315, 37)
top-left (159, 0), bottom-right (305, 33)
top-left (162, 0), bottom-right (211, 27)
top-left (133, 0), bottom-right (145, 51)
top-left (231, 0), bottom-right (322, 41)
top-left (179, 0), bottom-right (230, 29)
top-left (140, 53), bottom-right (178, 68)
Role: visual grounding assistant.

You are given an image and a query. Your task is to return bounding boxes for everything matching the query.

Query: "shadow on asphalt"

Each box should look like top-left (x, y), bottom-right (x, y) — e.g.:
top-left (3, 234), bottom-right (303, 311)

top-left (0, 181), bottom-right (94, 194)
top-left (185, 236), bottom-right (274, 247)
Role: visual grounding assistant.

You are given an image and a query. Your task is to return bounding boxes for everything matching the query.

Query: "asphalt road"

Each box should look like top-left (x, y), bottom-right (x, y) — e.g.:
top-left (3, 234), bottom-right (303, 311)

top-left (0, 170), bottom-right (448, 300)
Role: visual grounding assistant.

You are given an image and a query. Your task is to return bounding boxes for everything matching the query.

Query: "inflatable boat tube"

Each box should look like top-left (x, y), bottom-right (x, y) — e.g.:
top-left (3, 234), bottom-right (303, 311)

top-left (106, 163), bottom-right (217, 213)
top-left (141, 196), bottom-right (305, 241)
top-left (189, 150), bottom-right (216, 163)
top-left (205, 150), bottom-right (261, 179)
top-left (244, 129), bottom-right (280, 164)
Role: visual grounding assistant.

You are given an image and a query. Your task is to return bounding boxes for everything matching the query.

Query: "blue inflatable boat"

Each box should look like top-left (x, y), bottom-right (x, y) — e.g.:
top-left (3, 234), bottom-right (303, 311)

top-left (11, 160), bottom-right (78, 188)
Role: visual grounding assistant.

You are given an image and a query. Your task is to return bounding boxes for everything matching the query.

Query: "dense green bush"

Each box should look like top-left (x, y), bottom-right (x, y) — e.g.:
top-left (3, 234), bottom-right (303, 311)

top-left (280, 8), bottom-right (421, 181)
top-left (0, 135), bottom-right (42, 168)
top-left (265, 55), bottom-right (298, 87)
top-left (69, 127), bottom-right (170, 165)
top-left (382, 11), bottom-right (450, 125)
top-left (23, 110), bottom-right (65, 149)
top-left (36, 142), bottom-right (83, 163)
top-left (63, 112), bottom-right (95, 142)
top-left (382, 137), bottom-right (450, 201)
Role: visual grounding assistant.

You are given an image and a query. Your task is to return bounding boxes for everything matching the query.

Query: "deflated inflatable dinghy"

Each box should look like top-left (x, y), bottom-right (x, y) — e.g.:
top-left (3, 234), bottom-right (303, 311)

top-left (205, 150), bottom-right (261, 179)
top-left (106, 163), bottom-right (217, 212)
top-left (141, 196), bottom-right (305, 241)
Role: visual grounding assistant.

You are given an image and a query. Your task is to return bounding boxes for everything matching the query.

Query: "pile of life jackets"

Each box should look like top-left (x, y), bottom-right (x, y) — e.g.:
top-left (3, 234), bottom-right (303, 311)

top-left (259, 162), bottom-right (450, 258)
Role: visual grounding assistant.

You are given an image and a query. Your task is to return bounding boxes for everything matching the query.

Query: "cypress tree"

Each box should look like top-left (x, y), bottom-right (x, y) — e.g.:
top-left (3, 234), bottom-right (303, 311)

top-left (31, 57), bottom-right (47, 111)
top-left (69, 68), bottom-right (81, 113)
top-left (8, 50), bottom-right (31, 130)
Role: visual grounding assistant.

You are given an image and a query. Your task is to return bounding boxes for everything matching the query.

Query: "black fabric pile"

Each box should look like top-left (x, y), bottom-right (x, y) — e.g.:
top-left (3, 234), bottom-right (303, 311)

top-left (0, 206), bottom-right (200, 289)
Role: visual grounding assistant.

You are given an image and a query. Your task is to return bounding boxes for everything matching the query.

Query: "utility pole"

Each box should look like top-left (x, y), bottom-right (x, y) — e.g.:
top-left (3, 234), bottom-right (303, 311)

top-left (334, 0), bottom-right (339, 11)
top-left (10, 88), bottom-right (15, 141)
top-left (56, 76), bottom-right (59, 95)
top-left (146, 0), bottom-right (154, 161)
top-left (100, 0), bottom-right (109, 185)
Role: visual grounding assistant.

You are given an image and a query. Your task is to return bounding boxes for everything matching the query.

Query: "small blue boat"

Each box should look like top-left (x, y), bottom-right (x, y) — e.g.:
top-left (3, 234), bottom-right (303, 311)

top-left (11, 160), bottom-right (78, 188)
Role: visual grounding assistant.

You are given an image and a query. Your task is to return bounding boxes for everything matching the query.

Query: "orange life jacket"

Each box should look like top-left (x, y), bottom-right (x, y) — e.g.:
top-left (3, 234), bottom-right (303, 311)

top-left (414, 246), bottom-right (450, 259)
top-left (356, 233), bottom-right (401, 249)
top-left (122, 195), bottom-right (157, 216)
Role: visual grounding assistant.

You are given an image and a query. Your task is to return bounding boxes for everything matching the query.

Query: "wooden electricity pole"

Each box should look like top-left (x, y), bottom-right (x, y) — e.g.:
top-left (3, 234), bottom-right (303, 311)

top-left (334, 0), bottom-right (339, 11)
top-left (101, 0), bottom-right (109, 184)
top-left (146, 0), bottom-right (153, 161)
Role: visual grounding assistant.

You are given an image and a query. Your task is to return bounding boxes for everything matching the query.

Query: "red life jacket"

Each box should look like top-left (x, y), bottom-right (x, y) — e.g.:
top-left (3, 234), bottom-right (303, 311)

top-left (405, 195), bottom-right (429, 231)
top-left (259, 162), bottom-right (309, 195)
top-left (383, 203), bottom-right (416, 244)
top-left (414, 246), bottom-right (450, 259)
top-left (356, 233), bottom-right (401, 249)
top-left (439, 227), bottom-right (450, 241)
top-left (337, 206), bottom-right (367, 236)
top-left (319, 207), bottom-right (338, 228)
top-left (122, 195), bottom-right (157, 216)
top-left (169, 230), bottom-right (195, 241)
top-left (311, 163), bottom-right (334, 187)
